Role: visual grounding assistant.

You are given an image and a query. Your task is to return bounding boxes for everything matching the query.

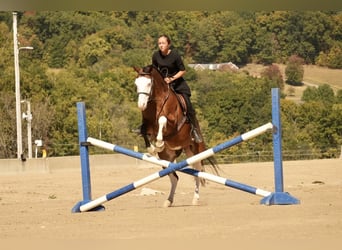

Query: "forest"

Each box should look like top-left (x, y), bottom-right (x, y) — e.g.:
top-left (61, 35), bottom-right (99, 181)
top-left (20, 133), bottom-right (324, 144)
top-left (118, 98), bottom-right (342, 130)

top-left (0, 11), bottom-right (341, 161)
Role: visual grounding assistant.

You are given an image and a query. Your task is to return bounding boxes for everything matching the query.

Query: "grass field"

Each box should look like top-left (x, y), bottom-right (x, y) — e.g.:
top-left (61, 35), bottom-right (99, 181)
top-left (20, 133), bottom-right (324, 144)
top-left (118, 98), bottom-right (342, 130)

top-left (241, 64), bottom-right (342, 103)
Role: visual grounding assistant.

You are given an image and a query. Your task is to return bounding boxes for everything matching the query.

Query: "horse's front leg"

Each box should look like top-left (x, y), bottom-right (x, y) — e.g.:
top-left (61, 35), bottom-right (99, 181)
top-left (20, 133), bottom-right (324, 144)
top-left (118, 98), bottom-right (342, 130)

top-left (163, 172), bottom-right (178, 207)
top-left (155, 116), bottom-right (167, 150)
top-left (142, 134), bottom-right (156, 155)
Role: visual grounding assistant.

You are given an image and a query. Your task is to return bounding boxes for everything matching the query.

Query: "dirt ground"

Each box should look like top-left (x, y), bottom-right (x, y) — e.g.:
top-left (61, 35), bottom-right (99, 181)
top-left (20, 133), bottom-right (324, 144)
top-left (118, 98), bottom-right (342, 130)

top-left (1, 158), bottom-right (342, 249)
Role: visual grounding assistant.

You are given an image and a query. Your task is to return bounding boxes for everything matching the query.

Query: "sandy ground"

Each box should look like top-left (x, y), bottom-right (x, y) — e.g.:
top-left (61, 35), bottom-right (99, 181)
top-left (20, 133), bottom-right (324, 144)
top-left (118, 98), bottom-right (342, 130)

top-left (0, 158), bottom-right (342, 249)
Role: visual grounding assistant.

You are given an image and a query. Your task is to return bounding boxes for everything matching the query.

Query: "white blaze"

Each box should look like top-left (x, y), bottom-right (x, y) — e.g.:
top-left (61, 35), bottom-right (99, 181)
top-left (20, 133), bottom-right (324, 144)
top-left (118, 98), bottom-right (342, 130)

top-left (135, 76), bottom-right (152, 111)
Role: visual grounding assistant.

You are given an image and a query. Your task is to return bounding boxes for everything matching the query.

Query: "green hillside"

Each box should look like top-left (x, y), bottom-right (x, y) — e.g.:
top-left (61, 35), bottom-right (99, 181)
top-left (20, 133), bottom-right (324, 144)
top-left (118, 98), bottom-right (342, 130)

top-left (0, 11), bottom-right (341, 160)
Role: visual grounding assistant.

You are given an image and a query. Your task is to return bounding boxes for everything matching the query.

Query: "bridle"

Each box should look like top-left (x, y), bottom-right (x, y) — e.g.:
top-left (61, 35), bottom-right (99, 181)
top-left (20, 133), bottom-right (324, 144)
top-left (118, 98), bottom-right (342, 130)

top-left (136, 71), bottom-right (153, 97)
top-left (136, 69), bottom-right (170, 101)
top-left (136, 69), bottom-right (171, 118)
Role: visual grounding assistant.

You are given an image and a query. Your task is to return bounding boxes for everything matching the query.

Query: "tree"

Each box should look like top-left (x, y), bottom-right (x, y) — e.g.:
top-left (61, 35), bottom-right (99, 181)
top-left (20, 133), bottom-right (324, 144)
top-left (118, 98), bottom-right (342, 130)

top-left (0, 93), bottom-right (17, 158)
top-left (316, 42), bottom-right (342, 69)
top-left (302, 84), bottom-right (335, 106)
top-left (78, 35), bottom-right (112, 67)
top-left (285, 55), bottom-right (304, 85)
top-left (192, 70), bottom-right (273, 149)
top-left (191, 18), bottom-right (220, 63)
top-left (261, 64), bottom-right (284, 89)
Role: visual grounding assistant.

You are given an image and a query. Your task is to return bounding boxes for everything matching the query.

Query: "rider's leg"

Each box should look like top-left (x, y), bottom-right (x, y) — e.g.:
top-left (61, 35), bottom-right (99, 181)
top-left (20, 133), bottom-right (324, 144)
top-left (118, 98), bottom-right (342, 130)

top-left (183, 94), bottom-right (203, 143)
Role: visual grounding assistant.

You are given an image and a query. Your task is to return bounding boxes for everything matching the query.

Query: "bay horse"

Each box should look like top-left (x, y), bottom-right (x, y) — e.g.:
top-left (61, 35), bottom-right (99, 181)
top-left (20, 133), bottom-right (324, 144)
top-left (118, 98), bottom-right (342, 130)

top-left (133, 65), bottom-right (219, 207)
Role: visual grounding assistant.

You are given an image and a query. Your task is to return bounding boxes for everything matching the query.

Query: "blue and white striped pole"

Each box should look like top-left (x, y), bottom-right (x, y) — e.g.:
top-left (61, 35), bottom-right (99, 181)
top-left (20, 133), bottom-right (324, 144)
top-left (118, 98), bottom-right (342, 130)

top-left (179, 167), bottom-right (272, 197)
top-left (87, 137), bottom-right (171, 168)
top-left (79, 123), bottom-right (273, 212)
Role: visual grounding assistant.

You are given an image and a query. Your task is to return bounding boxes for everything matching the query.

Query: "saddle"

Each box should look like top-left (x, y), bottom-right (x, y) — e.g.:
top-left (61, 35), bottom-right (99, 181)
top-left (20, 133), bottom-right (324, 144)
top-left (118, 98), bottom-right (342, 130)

top-left (175, 93), bottom-right (187, 115)
top-left (173, 92), bottom-right (189, 131)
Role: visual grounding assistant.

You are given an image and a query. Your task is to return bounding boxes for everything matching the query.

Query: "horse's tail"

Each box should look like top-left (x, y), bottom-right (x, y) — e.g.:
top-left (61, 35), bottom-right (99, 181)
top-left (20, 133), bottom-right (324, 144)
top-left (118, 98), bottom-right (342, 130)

top-left (196, 141), bottom-right (222, 178)
top-left (206, 155), bottom-right (221, 176)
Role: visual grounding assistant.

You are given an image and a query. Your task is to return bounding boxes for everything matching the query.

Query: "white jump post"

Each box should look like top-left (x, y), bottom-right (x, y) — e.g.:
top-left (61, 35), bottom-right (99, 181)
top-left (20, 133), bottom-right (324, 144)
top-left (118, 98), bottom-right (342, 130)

top-left (72, 88), bottom-right (299, 213)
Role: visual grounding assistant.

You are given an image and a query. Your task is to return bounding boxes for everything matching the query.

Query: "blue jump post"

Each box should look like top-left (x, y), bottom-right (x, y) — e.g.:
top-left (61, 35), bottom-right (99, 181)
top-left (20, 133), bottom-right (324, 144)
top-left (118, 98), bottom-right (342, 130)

top-left (71, 102), bottom-right (105, 212)
top-left (260, 88), bottom-right (300, 205)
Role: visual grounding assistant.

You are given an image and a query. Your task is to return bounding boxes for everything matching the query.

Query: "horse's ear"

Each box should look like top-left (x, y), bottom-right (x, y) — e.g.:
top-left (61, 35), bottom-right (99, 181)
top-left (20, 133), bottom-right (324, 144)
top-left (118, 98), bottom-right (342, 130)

top-left (133, 66), bottom-right (141, 73)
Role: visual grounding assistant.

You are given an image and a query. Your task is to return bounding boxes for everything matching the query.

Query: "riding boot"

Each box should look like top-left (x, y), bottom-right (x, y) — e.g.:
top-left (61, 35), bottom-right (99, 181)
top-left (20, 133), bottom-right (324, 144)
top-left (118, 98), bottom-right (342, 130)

top-left (187, 112), bottom-right (203, 143)
top-left (182, 93), bottom-right (203, 143)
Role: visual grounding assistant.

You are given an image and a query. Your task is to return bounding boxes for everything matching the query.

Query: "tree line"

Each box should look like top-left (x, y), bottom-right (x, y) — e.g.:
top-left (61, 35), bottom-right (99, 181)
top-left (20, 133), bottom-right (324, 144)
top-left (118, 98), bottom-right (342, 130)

top-left (0, 11), bottom-right (341, 160)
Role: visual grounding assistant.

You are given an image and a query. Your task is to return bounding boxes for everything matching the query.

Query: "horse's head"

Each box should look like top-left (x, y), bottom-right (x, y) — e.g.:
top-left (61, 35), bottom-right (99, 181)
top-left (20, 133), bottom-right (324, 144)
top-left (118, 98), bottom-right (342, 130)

top-left (134, 65), bottom-right (154, 111)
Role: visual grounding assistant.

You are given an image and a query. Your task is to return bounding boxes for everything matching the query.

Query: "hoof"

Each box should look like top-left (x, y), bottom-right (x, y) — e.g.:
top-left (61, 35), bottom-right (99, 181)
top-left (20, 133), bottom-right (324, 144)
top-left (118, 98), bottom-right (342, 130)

top-left (192, 193), bottom-right (200, 206)
top-left (147, 145), bottom-right (155, 154)
top-left (192, 198), bottom-right (200, 206)
top-left (155, 141), bottom-right (165, 152)
top-left (163, 200), bottom-right (172, 208)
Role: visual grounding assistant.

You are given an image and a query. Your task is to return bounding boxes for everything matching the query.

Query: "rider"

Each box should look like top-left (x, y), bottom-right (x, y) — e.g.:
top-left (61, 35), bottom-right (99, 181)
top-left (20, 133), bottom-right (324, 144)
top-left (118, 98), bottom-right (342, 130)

top-left (136, 34), bottom-right (203, 143)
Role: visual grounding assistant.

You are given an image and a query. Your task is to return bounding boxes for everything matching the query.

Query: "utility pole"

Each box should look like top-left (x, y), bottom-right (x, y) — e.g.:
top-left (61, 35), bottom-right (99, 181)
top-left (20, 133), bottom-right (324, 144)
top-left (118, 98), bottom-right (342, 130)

top-left (13, 12), bottom-right (33, 160)
top-left (13, 12), bottom-right (22, 159)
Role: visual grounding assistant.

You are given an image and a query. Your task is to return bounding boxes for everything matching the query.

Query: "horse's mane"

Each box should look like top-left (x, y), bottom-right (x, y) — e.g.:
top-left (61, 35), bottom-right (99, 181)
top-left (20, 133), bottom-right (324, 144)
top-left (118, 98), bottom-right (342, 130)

top-left (141, 65), bottom-right (153, 74)
top-left (142, 65), bottom-right (164, 79)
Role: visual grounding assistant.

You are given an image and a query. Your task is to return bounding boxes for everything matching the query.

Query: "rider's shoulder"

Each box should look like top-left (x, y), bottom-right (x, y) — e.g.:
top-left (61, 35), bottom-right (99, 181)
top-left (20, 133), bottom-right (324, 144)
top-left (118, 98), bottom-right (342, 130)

top-left (170, 49), bottom-right (180, 56)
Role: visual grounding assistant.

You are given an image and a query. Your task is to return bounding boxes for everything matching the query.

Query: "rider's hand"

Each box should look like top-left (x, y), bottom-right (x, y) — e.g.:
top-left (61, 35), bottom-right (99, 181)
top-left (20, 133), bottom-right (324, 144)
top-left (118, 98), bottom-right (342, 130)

top-left (164, 77), bottom-right (174, 84)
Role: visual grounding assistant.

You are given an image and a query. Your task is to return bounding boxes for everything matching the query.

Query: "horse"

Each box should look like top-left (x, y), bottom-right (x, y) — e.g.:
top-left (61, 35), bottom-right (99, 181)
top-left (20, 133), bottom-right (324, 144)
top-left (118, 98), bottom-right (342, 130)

top-left (133, 65), bottom-right (219, 207)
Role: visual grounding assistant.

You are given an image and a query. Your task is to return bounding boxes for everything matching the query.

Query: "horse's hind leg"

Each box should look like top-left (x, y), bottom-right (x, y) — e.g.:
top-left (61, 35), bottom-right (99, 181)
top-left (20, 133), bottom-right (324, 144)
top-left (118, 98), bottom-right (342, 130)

top-left (163, 172), bottom-right (178, 207)
top-left (184, 147), bottom-right (203, 206)
top-left (192, 162), bottom-right (202, 206)
top-left (159, 149), bottom-right (179, 207)
top-left (192, 180), bottom-right (200, 205)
